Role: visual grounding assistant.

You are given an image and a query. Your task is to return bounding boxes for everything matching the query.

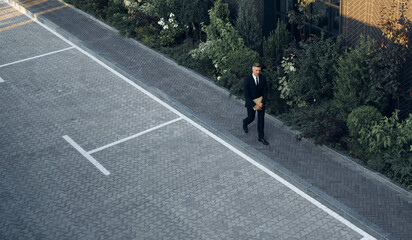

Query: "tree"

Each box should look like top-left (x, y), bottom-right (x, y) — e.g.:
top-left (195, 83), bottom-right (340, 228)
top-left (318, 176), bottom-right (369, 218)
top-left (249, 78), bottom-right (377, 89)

top-left (379, 0), bottom-right (410, 48)
top-left (235, 0), bottom-right (263, 52)
top-left (333, 35), bottom-right (406, 120)
top-left (263, 19), bottom-right (294, 66)
top-left (190, 0), bottom-right (259, 93)
top-left (179, 0), bottom-right (214, 40)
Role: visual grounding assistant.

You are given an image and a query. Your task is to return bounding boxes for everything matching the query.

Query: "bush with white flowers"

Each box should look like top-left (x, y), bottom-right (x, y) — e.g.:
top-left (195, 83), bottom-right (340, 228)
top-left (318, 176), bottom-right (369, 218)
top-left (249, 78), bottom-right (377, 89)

top-left (157, 13), bottom-right (183, 46)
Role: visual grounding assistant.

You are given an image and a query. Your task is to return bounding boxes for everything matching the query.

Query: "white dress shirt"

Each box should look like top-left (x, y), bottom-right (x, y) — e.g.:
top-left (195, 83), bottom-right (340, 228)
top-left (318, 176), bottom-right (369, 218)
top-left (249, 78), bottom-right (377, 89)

top-left (253, 74), bottom-right (259, 85)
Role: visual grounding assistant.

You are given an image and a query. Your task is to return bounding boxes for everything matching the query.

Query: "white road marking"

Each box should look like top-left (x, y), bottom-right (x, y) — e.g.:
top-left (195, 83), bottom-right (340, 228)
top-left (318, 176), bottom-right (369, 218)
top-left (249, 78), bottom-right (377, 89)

top-left (63, 135), bottom-right (110, 176)
top-left (6, 1), bottom-right (375, 239)
top-left (0, 77), bottom-right (4, 82)
top-left (0, 46), bottom-right (74, 68)
top-left (88, 117), bottom-right (183, 154)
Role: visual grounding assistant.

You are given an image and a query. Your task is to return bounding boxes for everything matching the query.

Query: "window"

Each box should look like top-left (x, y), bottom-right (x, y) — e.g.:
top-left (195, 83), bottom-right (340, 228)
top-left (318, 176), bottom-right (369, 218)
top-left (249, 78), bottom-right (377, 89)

top-left (273, 0), bottom-right (341, 38)
top-left (324, 0), bottom-right (340, 7)
top-left (315, 0), bottom-right (341, 35)
top-left (309, 0), bottom-right (341, 36)
top-left (275, 0), bottom-right (292, 22)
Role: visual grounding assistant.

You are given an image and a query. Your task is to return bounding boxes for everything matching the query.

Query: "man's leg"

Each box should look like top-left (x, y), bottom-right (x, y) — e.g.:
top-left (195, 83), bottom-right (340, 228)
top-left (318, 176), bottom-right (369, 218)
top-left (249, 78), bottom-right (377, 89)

top-left (243, 107), bottom-right (255, 128)
top-left (257, 109), bottom-right (265, 139)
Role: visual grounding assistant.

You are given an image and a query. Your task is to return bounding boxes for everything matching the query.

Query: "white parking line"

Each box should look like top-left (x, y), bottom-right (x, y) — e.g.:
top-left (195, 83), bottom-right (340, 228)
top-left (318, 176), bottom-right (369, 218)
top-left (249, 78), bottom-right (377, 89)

top-left (7, 2), bottom-right (375, 239)
top-left (0, 46), bottom-right (74, 68)
top-left (63, 135), bottom-right (110, 176)
top-left (87, 117), bottom-right (183, 154)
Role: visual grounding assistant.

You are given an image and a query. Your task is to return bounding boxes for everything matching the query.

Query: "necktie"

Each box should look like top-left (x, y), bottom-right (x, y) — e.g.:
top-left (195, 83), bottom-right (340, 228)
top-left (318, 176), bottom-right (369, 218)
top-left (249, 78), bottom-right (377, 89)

top-left (256, 77), bottom-right (259, 86)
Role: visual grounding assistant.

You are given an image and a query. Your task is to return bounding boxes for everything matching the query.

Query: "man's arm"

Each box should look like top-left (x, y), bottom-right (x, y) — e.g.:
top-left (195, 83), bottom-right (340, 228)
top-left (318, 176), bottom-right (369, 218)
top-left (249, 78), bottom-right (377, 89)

top-left (244, 77), bottom-right (255, 108)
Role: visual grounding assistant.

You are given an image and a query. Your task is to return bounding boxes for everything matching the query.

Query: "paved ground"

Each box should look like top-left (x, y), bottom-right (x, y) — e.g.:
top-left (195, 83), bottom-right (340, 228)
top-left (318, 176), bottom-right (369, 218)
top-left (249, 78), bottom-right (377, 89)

top-left (0, 0), bottom-right (411, 239)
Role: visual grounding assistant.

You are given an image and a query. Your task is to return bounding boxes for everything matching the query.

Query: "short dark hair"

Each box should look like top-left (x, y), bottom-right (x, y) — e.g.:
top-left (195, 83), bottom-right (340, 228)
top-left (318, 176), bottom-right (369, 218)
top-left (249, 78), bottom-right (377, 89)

top-left (252, 63), bottom-right (262, 68)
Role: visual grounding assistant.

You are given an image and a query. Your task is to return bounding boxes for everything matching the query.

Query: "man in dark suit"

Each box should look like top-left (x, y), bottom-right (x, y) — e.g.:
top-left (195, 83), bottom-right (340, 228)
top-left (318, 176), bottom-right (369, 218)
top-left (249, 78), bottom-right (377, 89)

top-left (243, 63), bottom-right (269, 145)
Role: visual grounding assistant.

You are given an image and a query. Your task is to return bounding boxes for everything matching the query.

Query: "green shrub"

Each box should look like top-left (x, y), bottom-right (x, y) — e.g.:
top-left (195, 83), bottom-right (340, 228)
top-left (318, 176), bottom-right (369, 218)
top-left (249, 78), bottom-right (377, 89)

top-left (190, 0), bottom-right (259, 94)
top-left (359, 111), bottom-right (412, 188)
top-left (333, 36), bottom-right (381, 119)
top-left (179, 0), bottom-right (214, 39)
top-left (64, 0), bottom-right (98, 16)
top-left (64, 0), bottom-right (110, 18)
top-left (390, 153), bottom-right (412, 189)
top-left (369, 39), bottom-right (406, 101)
top-left (333, 36), bottom-right (406, 120)
top-left (157, 13), bottom-right (184, 46)
top-left (346, 105), bottom-right (383, 161)
top-left (106, 1), bottom-right (137, 37)
top-left (223, 48), bottom-right (259, 95)
top-left (279, 34), bottom-right (342, 108)
top-left (137, 0), bottom-right (180, 20)
top-left (263, 19), bottom-right (293, 66)
top-left (202, 0), bottom-right (231, 40)
top-left (208, 48), bottom-right (259, 95)
top-left (91, 0), bottom-right (109, 19)
top-left (347, 105), bottom-right (383, 139)
top-left (360, 111), bottom-right (412, 157)
top-left (264, 67), bottom-right (289, 115)
top-left (235, 0), bottom-right (263, 52)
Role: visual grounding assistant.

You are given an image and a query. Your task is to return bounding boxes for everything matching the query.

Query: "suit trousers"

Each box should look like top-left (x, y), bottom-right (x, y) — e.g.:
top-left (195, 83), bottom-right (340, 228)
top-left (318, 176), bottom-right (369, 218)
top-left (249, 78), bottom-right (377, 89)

top-left (243, 106), bottom-right (265, 139)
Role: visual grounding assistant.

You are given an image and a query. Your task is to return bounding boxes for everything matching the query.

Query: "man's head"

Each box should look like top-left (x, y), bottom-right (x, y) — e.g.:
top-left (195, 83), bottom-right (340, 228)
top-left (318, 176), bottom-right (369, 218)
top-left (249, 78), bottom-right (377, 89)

top-left (252, 63), bottom-right (262, 77)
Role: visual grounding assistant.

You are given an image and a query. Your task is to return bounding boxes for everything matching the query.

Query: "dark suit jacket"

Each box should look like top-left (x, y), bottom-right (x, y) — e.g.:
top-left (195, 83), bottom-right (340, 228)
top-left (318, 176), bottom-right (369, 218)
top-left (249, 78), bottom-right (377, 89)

top-left (243, 74), bottom-right (268, 108)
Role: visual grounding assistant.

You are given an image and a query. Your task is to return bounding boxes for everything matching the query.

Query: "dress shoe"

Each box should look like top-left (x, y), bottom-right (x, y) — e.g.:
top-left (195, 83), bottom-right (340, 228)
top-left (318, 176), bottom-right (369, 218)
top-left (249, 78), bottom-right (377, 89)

top-left (243, 125), bottom-right (248, 133)
top-left (258, 138), bottom-right (269, 145)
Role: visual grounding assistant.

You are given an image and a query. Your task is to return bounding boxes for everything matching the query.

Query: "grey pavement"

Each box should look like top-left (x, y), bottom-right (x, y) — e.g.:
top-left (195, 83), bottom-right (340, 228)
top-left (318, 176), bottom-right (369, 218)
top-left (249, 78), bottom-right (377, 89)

top-left (0, 0), bottom-right (411, 239)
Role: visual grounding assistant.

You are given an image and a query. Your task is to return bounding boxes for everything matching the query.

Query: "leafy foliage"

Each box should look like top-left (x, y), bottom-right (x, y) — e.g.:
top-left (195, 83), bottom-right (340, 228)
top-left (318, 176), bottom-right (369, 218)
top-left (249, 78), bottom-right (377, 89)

top-left (178, 0), bottom-right (214, 39)
top-left (358, 111), bottom-right (412, 188)
top-left (190, 0), bottom-right (259, 94)
top-left (371, 40), bottom-right (407, 99)
top-left (360, 111), bottom-right (412, 158)
top-left (202, 0), bottom-right (231, 41)
top-left (106, 0), bottom-right (137, 37)
top-left (279, 34), bottom-right (342, 108)
top-left (124, 0), bottom-right (211, 45)
top-left (157, 13), bottom-right (184, 46)
top-left (347, 106), bottom-right (383, 139)
top-left (333, 36), bottom-right (384, 119)
top-left (135, 0), bottom-right (180, 19)
top-left (346, 105), bottom-right (383, 160)
top-left (235, 0), bottom-right (263, 52)
top-left (379, 0), bottom-right (410, 48)
top-left (333, 36), bottom-right (406, 120)
top-left (263, 67), bottom-right (289, 115)
top-left (64, 0), bottom-right (104, 17)
top-left (223, 48), bottom-right (260, 95)
top-left (298, 0), bottom-right (317, 8)
top-left (263, 19), bottom-right (294, 67)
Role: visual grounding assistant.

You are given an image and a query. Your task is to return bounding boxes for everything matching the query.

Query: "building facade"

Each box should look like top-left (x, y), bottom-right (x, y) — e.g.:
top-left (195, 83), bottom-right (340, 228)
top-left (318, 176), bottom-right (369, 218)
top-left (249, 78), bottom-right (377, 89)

top-left (225, 0), bottom-right (410, 42)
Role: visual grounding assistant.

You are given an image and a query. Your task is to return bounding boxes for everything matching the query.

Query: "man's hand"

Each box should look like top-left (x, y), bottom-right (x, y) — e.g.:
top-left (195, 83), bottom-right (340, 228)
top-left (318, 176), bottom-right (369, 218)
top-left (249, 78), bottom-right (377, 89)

top-left (258, 103), bottom-right (263, 108)
top-left (254, 104), bottom-right (261, 111)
